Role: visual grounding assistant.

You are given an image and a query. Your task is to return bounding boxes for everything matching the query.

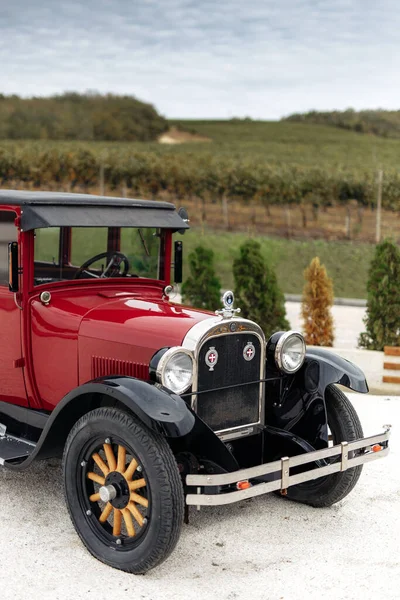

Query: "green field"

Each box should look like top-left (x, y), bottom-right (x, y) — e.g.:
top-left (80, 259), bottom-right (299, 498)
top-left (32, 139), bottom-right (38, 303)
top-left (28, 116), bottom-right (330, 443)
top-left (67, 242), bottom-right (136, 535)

top-left (178, 227), bottom-right (373, 299)
top-left (170, 119), bottom-right (400, 170)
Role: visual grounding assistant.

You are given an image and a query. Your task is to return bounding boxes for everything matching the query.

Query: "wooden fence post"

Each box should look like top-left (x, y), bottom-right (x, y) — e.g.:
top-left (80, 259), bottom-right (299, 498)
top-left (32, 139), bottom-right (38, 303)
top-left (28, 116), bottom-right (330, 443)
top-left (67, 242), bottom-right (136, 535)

top-left (285, 205), bottom-right (292, 238)
top-left (222, 194), bottom-right (230, 229)
top-left (251, 201), bottom-right (257, 226)
top-left (376, 169), bottom-right (383, 243)
top-left (345, 206), bottom-right (351, 239)
top-left (99, 163), bottom-right (105, 196)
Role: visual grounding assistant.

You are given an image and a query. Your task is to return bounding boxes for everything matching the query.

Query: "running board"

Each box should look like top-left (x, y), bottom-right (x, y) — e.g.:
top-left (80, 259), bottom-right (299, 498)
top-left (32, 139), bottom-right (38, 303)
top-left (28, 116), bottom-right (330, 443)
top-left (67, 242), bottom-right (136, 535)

top-left (0, 425), bottom-right (36, 465)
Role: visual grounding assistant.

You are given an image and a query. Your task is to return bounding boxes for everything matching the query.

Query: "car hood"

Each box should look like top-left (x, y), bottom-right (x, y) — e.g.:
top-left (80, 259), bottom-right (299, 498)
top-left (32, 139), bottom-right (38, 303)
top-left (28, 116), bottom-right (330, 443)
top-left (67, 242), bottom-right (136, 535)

top-left (79, 294), bottom-right (212, 353)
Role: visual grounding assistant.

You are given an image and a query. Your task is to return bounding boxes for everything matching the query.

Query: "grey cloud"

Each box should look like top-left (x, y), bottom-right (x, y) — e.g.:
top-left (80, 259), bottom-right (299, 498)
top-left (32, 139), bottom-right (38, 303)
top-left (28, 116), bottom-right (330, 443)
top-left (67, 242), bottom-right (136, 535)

top-left (1, 0), bottom-right (400, 117)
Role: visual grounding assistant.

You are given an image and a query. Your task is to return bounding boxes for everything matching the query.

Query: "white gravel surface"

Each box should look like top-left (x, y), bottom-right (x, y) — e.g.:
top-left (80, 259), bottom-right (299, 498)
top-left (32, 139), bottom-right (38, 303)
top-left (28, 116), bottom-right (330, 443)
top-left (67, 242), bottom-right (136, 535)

top-left (0, 394), bottom-right (398, 600)
top-left (285, 301), bottom-right (366, 349)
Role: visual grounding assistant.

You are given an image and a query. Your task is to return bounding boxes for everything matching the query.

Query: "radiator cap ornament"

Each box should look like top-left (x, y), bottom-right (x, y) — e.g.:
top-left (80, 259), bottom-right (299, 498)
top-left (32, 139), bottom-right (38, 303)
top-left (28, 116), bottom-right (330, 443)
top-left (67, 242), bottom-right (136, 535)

top-left (215, 291), bottom-right (241, 319)
top-left (223, 291), bottom-right (234, 309)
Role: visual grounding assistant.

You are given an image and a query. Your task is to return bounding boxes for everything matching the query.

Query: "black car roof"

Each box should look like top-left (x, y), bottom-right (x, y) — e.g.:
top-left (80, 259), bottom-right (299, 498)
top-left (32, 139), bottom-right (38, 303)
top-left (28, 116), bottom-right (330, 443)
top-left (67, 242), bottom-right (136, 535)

top-left (0, 190), bottom-right (173, 208)
top-left (0, 190), bottom-right (189, 231)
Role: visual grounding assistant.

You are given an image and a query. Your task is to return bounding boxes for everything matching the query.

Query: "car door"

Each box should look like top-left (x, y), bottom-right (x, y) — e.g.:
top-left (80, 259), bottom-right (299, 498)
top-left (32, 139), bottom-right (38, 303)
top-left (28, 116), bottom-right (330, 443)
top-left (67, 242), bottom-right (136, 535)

top-left (0, 210), bottom-right (28, 406)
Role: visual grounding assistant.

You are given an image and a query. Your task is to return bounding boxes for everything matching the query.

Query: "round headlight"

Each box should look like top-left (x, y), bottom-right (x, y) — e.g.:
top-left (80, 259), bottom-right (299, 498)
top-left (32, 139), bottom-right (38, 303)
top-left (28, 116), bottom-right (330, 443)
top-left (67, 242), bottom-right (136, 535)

top-left (275, 331), bottom-right (306, 374)
top-left (157, 348), bottom-right (194, 395)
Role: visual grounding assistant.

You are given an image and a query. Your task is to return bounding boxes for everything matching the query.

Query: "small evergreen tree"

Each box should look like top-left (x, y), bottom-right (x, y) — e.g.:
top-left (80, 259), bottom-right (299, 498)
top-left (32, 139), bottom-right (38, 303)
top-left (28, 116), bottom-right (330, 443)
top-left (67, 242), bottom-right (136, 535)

top-left (359, 239), bottom-right (400, 350)
top-left (233, 239), bottom-right (289, 337)
top-left (181, 246), bottom-right (221, 311)
top-left (301, 257), bottom-right (334, 347)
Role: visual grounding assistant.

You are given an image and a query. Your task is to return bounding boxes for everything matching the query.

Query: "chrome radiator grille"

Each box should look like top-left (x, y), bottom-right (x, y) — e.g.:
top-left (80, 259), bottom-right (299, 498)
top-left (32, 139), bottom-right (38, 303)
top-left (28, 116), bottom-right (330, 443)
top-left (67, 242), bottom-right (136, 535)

top-left (195, 333), bottom-right (262, 433)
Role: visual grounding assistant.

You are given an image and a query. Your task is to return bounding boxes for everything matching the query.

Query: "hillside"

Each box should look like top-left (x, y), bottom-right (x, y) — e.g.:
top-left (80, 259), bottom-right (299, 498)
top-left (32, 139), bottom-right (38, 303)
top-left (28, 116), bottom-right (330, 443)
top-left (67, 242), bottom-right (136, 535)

top-left (168, 118), bottom-right (400, 169)
top-left (2, 118), bottom-right (400, 241)
top-left (283, 109), bottom-right (400, 139)
top-left (0, 93), bottom-right (168, 141)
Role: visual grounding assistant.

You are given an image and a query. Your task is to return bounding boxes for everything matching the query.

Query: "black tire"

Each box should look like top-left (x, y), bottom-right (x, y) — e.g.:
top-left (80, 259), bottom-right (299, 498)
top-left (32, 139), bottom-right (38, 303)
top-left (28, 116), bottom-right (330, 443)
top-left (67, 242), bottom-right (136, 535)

top-left (62, 407), bottom-right (184, 574)
top-left (286, 384), bottom-right (364, 508)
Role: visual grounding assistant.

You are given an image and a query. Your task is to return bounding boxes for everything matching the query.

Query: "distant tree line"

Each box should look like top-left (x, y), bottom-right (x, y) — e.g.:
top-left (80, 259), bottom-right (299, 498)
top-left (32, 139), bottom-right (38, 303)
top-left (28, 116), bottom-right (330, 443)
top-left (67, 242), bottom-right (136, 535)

top-left (284, 108), bottom-right (400, 139)
top-left (0, 92), bottom-right (168, 141)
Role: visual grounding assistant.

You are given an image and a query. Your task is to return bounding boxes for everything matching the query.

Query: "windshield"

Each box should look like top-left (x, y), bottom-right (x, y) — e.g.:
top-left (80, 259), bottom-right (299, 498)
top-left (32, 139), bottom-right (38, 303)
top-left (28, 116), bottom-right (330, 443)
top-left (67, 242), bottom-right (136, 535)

top-left (34, 226), bottom-right (160, 285)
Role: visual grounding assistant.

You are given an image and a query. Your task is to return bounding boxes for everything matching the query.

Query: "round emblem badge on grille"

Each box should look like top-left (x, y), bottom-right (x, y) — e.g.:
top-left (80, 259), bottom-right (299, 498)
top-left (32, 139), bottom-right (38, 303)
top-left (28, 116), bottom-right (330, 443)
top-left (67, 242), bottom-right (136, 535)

top-left (205, 346), bottom-right (218, 371)
top-left (243, 342), bottom-right (256, 361)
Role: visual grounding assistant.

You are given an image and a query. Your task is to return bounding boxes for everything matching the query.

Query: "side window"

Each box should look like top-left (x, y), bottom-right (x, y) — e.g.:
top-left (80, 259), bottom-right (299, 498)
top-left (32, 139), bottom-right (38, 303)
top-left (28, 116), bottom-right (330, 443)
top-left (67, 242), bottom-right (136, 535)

top-left (34, 228), bottom-right (61, 286)
top-left (34, 227), bottom-right (60, 263)
top-left (0, 211), bottom-right (17, 286)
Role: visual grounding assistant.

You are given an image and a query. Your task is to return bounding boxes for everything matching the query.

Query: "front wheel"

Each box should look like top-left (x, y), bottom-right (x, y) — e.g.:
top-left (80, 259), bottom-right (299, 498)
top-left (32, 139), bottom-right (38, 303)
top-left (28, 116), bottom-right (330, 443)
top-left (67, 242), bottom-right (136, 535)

top-left (63, 407), bottom-right (184, 574)
top-left (286, 384), bottom-right (364, 507)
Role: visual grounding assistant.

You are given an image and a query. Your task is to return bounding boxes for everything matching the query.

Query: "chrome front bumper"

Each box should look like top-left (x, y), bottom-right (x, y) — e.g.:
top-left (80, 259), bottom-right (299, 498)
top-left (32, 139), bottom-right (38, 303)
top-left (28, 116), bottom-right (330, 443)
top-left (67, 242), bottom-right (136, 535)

top-left (186, 426), bottom-right (391, 507)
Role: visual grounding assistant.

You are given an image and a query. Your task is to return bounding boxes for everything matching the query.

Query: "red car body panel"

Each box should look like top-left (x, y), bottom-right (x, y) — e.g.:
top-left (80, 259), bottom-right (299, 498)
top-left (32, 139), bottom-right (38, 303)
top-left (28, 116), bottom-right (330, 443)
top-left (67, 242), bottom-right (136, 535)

top-left (26, 278), bottom-right (210, 411)
top-left (6, 221), bottom-right (201, 410)
top-left (0, 285), bottom-right (27, 406)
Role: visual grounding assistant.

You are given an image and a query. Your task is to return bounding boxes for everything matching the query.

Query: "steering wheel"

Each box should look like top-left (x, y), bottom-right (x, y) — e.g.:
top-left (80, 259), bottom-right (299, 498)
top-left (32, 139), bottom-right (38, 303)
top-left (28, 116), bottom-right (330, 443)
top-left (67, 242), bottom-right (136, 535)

top-left (74, 251), bottom-right (130, 279)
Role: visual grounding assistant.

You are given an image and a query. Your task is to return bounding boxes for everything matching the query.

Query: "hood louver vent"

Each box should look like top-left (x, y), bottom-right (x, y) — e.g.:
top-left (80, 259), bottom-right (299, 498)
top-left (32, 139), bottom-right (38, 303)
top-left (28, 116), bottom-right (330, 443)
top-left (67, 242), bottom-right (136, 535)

top-left (92, 356), bottom-right (148, 380)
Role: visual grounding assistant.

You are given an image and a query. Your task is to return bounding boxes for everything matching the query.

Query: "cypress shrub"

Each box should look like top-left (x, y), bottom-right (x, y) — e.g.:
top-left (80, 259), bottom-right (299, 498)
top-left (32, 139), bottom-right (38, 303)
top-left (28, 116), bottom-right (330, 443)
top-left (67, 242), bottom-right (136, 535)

top-left (359, 239), bottom-right (400, 350)
top-left (181, 246), bottom-right (221, 311)
top-left (233, 239), bottom-right (289, 337)
top-left (301, 257), bottom-right (334, 346)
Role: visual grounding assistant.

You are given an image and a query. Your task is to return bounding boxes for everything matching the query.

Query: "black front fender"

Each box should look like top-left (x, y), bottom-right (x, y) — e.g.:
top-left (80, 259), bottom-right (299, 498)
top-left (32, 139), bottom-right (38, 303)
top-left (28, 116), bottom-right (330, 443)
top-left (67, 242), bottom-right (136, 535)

top-left (27, 377), bottom-right (195, 465)
top-left (264, 347), bottom-right (368, 453)
top-left (77, 376), bottom-right (196, 437)
top-left (306, 348), bottom-right (368, 394)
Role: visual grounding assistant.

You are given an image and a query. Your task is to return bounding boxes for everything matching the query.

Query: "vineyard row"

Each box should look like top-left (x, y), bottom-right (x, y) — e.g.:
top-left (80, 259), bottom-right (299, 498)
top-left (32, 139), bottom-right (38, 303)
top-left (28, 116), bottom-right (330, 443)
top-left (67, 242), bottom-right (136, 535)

top-left (1, 146), bottom-right (400, 209)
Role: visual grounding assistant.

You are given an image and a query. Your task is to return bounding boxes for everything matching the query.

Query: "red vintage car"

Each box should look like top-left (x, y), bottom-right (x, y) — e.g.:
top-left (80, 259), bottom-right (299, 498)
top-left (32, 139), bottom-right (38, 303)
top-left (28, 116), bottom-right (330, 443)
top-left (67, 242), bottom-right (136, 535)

top-left (0, 190), bottom-right (390, 573)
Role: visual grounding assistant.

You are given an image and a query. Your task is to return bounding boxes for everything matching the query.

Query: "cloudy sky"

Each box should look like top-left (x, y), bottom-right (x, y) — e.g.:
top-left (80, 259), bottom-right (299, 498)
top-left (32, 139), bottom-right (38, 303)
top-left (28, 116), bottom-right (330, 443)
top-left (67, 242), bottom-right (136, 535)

top-left (1, 0), bottom-right (399, 119)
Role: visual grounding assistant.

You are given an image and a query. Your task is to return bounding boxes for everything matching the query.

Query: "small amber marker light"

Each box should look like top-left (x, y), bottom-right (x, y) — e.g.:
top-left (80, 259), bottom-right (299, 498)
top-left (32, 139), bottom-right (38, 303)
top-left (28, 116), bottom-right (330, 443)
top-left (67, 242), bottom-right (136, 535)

top-left (372, 444), bottom-right (382, 452)
top-left (236, 480), bottom-right (251, 490)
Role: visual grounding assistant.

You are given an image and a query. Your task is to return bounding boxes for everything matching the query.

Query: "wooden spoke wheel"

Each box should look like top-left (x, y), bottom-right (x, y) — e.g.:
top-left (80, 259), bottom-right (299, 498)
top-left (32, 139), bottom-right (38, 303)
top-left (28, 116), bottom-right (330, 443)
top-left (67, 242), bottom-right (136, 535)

top-left (63, 407), bottom-right (184, 574)
top-left (87, 441), bottom-right (149, 540)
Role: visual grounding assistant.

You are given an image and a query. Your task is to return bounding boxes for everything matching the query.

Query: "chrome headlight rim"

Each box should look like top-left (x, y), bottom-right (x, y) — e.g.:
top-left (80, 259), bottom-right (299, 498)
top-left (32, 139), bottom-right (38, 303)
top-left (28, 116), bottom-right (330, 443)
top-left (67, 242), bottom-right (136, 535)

top-left (156, 346), bottom-right (194, 395)
top-left (275, 330), bottom-right (306, 374)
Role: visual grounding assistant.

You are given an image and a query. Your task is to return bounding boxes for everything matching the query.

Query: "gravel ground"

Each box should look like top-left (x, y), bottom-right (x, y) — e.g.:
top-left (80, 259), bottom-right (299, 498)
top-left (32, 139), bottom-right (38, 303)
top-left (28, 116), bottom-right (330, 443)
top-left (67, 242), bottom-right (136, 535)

top-left (0, 394), bottom-right (398, 600)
